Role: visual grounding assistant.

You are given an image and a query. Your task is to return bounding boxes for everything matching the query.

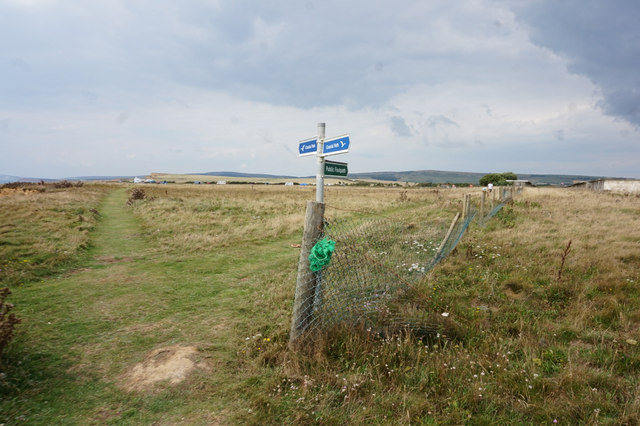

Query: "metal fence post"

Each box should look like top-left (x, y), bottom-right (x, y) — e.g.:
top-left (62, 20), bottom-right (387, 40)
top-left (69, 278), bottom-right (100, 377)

top-left (289, 200), bottom-right (325, 347)
top-left (315, 123), bottom-right (326, 203)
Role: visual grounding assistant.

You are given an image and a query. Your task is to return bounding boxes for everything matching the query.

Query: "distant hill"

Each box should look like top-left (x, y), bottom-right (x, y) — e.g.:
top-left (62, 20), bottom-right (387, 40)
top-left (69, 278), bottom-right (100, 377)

top-left (2, 170), bottom-right (613, 186)
top-left (67, 176), bottom-right (135, 181)
top-left (0, 175), bottom-right (133, 184)
top-left (0, 175), bottom-right (58, 184)
top-left (349, 170), bottom-right (485, 184)
top-left (348, 170), bottom-right (607, 185)
top-left (196, 171), bottom-right (296, 179)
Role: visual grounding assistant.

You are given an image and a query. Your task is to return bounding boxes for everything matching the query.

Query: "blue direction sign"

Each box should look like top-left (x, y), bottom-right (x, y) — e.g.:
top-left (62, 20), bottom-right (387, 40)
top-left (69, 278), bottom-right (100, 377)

top-left (298, 138), bottom-right (317, 157)
top-left (322, 134), bottom-right (350, 156)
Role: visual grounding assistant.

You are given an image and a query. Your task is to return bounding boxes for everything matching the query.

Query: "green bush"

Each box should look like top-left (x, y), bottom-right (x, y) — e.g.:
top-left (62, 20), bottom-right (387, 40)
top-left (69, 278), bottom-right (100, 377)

top-left (479, 172), bottom-right (517, 186)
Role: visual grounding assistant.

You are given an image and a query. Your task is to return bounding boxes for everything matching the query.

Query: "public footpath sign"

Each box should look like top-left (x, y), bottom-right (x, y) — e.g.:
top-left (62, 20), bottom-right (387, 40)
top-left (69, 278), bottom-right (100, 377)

top-left (324, 160), bottom-right (348, 177)
top-left (298, 123), bottom-right (351, 203)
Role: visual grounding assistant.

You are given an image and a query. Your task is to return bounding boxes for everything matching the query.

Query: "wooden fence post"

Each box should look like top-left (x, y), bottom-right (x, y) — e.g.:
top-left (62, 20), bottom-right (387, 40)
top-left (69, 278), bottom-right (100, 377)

top-left (462, 193), bottom-right (471, 220)
top-left (289, 201), bottom-right (325, 347)
top-left (435, 212), bottom-right (460, 260)
top-left (480, 190), bottom-right (486, 221)
top-left (462, 194), bottom-right (468, 220)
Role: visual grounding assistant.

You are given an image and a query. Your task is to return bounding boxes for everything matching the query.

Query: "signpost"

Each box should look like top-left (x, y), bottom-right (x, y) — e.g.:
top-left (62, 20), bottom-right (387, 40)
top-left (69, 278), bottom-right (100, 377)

top-left (298, 124), bottom-right (350, 203)
top-left (290, 123), bottom-right (351, 347)
top-left (324, 160), bottom-right (348, 177)
top-left (315, 124), bottom-right (326, 203)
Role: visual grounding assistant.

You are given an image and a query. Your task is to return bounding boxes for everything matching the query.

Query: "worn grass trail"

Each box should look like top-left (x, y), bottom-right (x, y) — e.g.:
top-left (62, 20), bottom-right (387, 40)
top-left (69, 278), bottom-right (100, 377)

top-left (2, 188), bottom-right (298, 424)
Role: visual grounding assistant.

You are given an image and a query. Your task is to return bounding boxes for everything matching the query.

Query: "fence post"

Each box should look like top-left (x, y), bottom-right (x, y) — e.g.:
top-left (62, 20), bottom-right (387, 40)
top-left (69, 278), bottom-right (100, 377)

top-left (289, 200), bottom-right (325, 347)
top-left (462, 194), bottom-right (467, 220)
top-left (435, 212), bottom-right (460, 261)
top-left (462, 193), bottom-right (471, 220)
top-left (480, 190), bottom-right (486, 221)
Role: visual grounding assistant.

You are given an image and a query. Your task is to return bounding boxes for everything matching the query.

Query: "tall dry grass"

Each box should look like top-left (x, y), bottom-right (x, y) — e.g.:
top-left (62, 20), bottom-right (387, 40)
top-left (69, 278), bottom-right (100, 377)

top-left (128, 184), bottom-right (459, 256)
top-left (230, 185), bottom-right (640, 424)
top-left (129, 183), bottom-right (640, 423)
top-left (0, 184), bottom-right (111, 286)
top-left (4, 182), bottom-right (639, 423)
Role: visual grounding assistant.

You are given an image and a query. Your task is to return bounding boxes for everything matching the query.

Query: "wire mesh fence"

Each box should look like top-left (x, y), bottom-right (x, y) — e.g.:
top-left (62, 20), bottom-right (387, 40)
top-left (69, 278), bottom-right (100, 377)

top-left (290, 187), bottom-right (519, 342)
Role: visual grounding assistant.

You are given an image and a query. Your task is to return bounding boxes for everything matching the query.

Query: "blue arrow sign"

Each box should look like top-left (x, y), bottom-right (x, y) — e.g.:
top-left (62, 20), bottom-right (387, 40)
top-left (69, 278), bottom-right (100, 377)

top-left (322, 134), bottom-right (350, 156)
top-left (298, 138), bottom-right (317, 157)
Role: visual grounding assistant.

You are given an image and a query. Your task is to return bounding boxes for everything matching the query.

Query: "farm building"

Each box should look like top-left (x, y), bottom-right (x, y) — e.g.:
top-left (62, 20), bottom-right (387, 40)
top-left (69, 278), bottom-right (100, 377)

top-left (506, 180), bottom-right (536, 188)
top-left (571, 178), bottom-right (640, 193)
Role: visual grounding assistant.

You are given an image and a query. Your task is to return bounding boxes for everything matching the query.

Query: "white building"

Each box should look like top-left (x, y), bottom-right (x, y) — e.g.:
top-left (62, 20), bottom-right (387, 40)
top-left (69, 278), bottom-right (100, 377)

top-left (572, 179), bottom-right (640, 193)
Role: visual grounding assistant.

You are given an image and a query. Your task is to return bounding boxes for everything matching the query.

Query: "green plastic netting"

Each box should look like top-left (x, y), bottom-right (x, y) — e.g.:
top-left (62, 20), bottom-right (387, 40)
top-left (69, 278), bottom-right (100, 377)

top-left (309, 238), bottom-right (336, 272)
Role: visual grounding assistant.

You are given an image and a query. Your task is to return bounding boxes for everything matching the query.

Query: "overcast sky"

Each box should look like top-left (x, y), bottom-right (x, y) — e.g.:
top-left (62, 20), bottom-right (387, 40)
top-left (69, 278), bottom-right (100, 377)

top-left (1, 0), bottom-right (638, 179)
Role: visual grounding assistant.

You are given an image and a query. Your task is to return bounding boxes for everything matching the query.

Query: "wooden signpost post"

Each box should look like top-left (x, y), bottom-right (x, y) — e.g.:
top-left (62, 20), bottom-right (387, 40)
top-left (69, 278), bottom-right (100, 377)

top-left (290, 124), bottom-right (350, 345)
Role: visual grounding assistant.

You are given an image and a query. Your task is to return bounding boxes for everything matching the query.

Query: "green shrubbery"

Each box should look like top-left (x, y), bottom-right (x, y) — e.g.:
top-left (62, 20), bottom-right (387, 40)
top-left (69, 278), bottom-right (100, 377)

top-left (479, 172), bottom-right (517, 186)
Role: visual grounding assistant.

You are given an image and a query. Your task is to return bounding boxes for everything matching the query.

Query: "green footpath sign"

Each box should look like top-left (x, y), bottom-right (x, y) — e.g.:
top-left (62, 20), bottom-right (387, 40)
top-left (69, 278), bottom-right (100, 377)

top-left (324, 160), bottom-right (348, 177)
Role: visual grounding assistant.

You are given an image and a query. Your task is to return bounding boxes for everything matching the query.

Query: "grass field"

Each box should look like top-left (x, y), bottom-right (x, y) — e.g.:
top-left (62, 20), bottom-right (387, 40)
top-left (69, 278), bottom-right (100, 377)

top-left (1, 183), bottom-right (640, 424)
top-left (149, 172), bottom-right (355, 186)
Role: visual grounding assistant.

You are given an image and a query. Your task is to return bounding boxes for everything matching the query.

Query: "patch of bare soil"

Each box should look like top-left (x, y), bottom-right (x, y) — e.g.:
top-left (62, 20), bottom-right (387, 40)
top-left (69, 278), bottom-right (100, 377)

top-left (64, 267), bottom-right (93, 277)
top-left (119, 345), bottom-right (210, 392)
top-left (504, 287), bottom-right (526, 300)
top-left (503, 281), bottom-right (527, 300)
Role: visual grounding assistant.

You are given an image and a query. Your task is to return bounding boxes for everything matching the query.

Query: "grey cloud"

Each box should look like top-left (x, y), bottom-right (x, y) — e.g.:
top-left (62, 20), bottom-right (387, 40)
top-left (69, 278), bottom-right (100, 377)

top-left (116, 112), bottom-right (129, 125)
top-left (514, 0), bottom-right (640, 127)
top-left (2, 0), bottom-right (638, 179)
top-left (598, 89), bottom-right (640, 126)
top-left (9, 58), bottom-right (29, 71)
top-left (0, 1), bottom-right (560, 110)
top-left (389, 116), bottom-right (413, 137)
top-left (281, 144), bottom-right (294, 155)
top-left (424, 115), bottom-right (459, 129)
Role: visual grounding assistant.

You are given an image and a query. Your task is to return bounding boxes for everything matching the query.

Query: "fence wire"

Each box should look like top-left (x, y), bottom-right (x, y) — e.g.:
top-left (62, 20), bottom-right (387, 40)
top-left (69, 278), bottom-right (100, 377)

top-left (293, 188), bottom-right (518, 339)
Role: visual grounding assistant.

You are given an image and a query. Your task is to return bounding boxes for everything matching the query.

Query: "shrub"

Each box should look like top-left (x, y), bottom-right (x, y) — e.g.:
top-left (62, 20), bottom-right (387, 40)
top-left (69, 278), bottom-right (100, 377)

top-left (479, 172), bottom-right (517, 186)
top-left (127, 188), bottom-right (146, 205)
top-left (0, 287), bottom-right (21, 360)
